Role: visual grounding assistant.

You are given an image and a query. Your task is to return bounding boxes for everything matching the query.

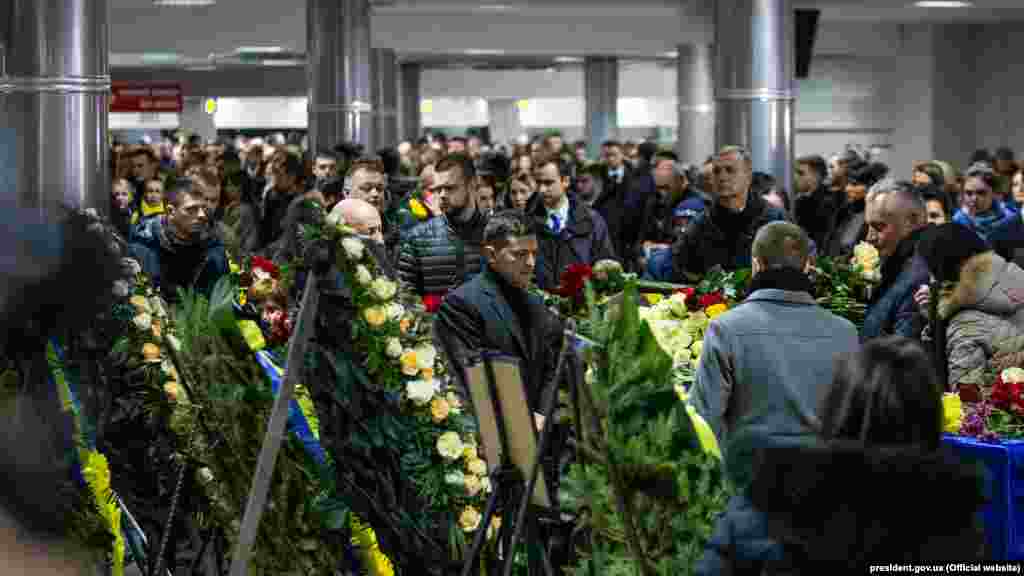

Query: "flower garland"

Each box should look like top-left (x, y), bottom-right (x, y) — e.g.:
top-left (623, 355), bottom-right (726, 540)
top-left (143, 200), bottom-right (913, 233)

top-left (947, 367), bottom-right (1024, 441)
top-left (47, 339), bottom-right (126, 576)
top-left (321, 221), bottom-right (493, 541)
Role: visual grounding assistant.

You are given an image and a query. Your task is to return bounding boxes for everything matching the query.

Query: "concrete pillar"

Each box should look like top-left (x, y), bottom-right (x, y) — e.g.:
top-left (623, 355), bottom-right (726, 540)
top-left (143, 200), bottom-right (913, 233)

top-left (180, 97), bottom-right (217, 144)
top-left (399, 63), bottom-right (421, 142)
top-left (307, 0), bottom-right (374, 156)
top-left (715, 0), bottom-right (795, 197)
top-left (373, 48), bottom-right (399, 148)
top-left (676, 44), bottom-right (715, 165)
top-left (584, 56), bottom-right (618, 159)
top-left (0, 0), bottom-right (111, 215)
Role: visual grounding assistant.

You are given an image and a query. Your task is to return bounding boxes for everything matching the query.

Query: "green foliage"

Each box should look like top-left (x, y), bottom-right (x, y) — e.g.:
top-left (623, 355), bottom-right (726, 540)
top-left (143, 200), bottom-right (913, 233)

top-left (169, 289), bottom-right (343, 575)
top-left (696, 267), bottom-right (752, 301)
top-left (562, 279), bottom-right (732, 576)
top-left (812, 256), bottom-right (871, 330)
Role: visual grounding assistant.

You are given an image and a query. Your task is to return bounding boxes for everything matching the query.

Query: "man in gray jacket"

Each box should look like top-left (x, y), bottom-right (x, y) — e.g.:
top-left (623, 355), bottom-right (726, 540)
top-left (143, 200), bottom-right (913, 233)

top-left (690, 221), bottom-right (859, 490)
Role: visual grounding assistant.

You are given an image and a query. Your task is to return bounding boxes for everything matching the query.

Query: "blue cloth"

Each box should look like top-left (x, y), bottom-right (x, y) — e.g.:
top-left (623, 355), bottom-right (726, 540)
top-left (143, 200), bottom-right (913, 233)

top-left (953, 202), bottom-right (1016, 242)
top-left (689, 288), bottom-right (859, 490)
top-left (253, 350), bottom-right (327, 467)
top-left (674, 197), bottom-right (706, 218)
top-left (645, 246), bottom-right (674, 282)
top-left (128, 216), bottom-right (229, 302)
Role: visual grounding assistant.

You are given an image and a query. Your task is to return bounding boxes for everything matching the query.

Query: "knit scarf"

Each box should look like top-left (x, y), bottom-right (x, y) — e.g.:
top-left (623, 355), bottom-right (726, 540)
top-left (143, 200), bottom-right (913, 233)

top-left (747, 267), bottom-right (815, 296)
top-left (141, 199), bottom-right (165, 218)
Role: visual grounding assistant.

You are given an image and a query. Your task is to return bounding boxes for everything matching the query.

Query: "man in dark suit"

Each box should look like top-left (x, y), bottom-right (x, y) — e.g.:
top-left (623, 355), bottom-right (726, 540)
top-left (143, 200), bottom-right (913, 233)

top-left (434, 209), bottom-right (564, 415)
top-left (593, 140), bottom-right (632, 263)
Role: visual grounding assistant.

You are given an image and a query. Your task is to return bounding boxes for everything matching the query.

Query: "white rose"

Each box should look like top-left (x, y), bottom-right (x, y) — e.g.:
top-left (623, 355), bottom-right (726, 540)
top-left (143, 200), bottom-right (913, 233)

top-left (385, 337), bottom-right (404, 358)
top-left (414, 344), bottom-right (437, 371)
top-left (480, 476), bottom-right (492, 494)
top-left (355, 265), bottom-right (373, 286)
top-left (371, 278), bottom-right (398, 301)
top-left (853, 241), bottom-right (880, 272)
top-left (341, 237), bottom-right (365, 261)
top-left (197, 467), bottom-right (214, 484)
top-left (406, 378), bottom-right (436, 405)
top-left (1003, 367), bottom-right (1024, 385)
top-left (437, 431), bottom-right (465, 461)
top-left (387, 302), bottom-right (405, 321)
top-left (133, 313), bottom-right (152, 332)
top-left (113, 280), bottom-right (133, 298)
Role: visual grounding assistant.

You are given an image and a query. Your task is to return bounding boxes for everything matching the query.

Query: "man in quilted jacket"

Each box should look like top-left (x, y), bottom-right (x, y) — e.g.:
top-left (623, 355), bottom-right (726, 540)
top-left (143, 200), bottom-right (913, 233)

top-left (398, 154), bottom-right (488, 302)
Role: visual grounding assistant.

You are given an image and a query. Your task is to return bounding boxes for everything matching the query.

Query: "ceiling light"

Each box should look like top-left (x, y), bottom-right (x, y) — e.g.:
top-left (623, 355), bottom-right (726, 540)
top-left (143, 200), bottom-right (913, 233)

top-left (660, 51), bottom-right (679, 58)
top-left (260, 59), bottom-right (305, 67)
top-left (153, 0), bottom-right (216, 6)
top-left (236, 46), bottom-right (285, 55)
top-left (185, 65), bottom-right (217, 72)
top-left (141, 52), bottom-right (180, 64)
top-left (478, 4), bottom-right (513, 10)
top-left (554, 56), bottom-right (583, 63)
top-left (464, 49), bottom-right (506, 56)
top-left (913, 1), bottom-right (973, 7)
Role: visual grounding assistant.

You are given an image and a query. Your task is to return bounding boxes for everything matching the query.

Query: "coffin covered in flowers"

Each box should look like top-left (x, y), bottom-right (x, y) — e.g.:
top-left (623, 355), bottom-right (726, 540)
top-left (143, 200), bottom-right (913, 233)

top-left (943, 368), bottom-right (1024, 560)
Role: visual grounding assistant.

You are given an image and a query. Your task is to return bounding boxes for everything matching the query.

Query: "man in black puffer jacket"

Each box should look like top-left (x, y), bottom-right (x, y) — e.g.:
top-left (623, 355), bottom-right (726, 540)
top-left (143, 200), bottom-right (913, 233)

top-left (398, 154), bottom-right (488, 301)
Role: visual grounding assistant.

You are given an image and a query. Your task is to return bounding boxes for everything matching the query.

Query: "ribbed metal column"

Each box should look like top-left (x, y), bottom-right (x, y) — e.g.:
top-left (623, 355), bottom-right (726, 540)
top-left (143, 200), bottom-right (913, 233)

top-left (307, 0), bottom-right (374, 155)
top-left (373, 48), bottom-right (398, 148)
top-left (0, 0), bottom-right (110, 216)
top-left (676, 44), bottom-right (715, 165)
top-left (715, 0), bottom-right (795, 197)
top-left (584, 56), bottom-right (618, 159)
top-left (399, 62), bottom-right (421, 142)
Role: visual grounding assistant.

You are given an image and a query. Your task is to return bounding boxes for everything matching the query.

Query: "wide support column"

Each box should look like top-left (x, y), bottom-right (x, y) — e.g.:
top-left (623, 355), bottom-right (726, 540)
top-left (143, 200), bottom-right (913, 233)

top-left (584, 56), bottom-right (618, 159)
top-left (676, 44), bottom-right (715, 165)
top-left (307, 0), bottom-right (374, 156)
top-left (373, 48), bottom-right (398, 148)
top-left (399, 63), bottom-right (421, 142)
top-left (0, 0), bottom-right (111, 216)
top-left (715, 0), bottom-right (795, 197)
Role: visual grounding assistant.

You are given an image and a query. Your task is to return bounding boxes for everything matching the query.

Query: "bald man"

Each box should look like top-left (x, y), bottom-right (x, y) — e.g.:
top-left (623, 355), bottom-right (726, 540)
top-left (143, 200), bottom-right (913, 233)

top-left (327, 198), bottom-right (384, 243)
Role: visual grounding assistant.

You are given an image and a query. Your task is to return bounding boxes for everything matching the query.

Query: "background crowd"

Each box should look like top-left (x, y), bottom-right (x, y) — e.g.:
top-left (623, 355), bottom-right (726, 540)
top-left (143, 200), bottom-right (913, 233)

top-left (102, 127), bottom-right (1024, 567)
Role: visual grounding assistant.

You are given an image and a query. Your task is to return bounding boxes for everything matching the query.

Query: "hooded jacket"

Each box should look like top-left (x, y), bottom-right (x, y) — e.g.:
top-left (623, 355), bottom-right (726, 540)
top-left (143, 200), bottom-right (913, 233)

top-left (939, 251), bottom-right (1024, 389)
top-left (128, 215), bottom-right (229, 303)
top-left (695, 442), bottom-right (987, 575)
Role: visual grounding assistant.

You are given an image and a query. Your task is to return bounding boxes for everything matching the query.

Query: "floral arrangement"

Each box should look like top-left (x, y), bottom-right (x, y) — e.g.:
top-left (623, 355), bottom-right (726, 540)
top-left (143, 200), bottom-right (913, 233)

top-left (316, 219), bottom-right (495, 547)
top-left (637, 289), bottom-right (727, 371)
top-left (947, 367), bottom-right (1024, 441)
top-left (562, 279), bottom-right (731, 575)
top-left (852, 241), bottom-right (882, 283)
top-left (811, 252), bottom-right (874, 330)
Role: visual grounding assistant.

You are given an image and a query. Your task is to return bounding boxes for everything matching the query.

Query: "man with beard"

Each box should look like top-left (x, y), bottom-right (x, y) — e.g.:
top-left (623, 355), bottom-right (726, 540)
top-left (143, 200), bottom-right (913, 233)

top-left (670, 146), bottom-right (786, 282)
top-left (128, 179), bottom-right (229, 302)
top-left (398, 153), bottom-right (488, 300)
top-left (312, 149), bottom-right (340, 192)
top-left (257, 152), bottom-right (305, 251)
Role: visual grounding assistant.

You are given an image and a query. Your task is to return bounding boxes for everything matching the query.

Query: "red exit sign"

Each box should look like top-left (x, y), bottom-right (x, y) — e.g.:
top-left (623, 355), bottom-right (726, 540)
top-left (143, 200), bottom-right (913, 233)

top-left (110, 82), bottom-right (183, 113)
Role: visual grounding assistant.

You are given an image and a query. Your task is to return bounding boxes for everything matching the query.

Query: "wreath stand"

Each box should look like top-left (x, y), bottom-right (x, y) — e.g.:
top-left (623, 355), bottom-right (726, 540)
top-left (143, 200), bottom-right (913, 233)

top-left (459, 320), bottom-right (577, 576)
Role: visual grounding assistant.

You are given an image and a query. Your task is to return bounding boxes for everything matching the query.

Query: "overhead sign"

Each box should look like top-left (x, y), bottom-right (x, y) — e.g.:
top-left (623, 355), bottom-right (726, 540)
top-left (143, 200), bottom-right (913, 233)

top-left (110, 82), bottom-right (183, 113)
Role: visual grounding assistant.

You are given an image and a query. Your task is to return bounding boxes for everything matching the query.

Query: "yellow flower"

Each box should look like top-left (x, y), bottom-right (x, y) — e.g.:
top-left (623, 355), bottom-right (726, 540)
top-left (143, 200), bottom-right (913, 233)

top-left (164, 381), bottom-right (180, 403)
top-left (853, 241), bottom-right (880, 272)
top-left (459, 506), bottom-right (482, 532)
top-left (437, 431), bottom-right (465, 461)
top-left (464, 474), bottom-right (483, 497)
top-left (406, 378), bottom-right (436, 405)
top-left (943, 393), bottom-right (963, 434)
top-left (644, 293), bottom-right (664, 306)
top-left (430, 397), bottom-right (451, 423)
top-left (142, 343), bottom-right (161, 362)
top-left (466, 457), bottom-right (488, 477)
top-left (129, 295), bottom-right (150, 314)
top-left (420, 367), bottom-right (435, 381)
top-left (685, 404), bottom-right (722, 460)
top-left (409, 198), bottom-right (429, 220)
top-left (228, 258), bottom-right (241, 274)
top-left (705, 303), bottom-right (728, 319)
top-left (151, 317), bottom-right (163, 339)
top-left (691, 340), bottom-right (703, 359)
top-left (462, 443), bottom-right (478, 461)
top-left (399, 317), bottom-right (412, 334)
top-left (414, 344), bottom-right (437, 370)
top-left (363, 306), bottom-right (387, 328)
top-left (399, 350), bottom-right (420, 376)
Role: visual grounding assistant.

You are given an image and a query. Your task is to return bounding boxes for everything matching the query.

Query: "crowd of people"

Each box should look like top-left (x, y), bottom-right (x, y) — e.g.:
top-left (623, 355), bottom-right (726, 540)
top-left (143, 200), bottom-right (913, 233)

top-left (101, 128), bottom-right (1024, 567)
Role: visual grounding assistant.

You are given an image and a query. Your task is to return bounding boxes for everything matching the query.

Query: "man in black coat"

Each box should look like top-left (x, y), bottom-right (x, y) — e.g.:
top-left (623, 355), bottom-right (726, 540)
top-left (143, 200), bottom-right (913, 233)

top-left (434, 209), bottom-right (564, 414)
top-left (592, 140), bottom-right (632, 261)
top-left (794, 154), bottom-right (844, 249)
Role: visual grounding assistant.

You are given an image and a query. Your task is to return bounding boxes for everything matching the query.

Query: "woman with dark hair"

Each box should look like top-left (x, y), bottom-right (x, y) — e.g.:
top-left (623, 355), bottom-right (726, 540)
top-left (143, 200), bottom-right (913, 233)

top-left (696, 336), bottom-right (986, 574)
top-left (823, 161), bottom-right (888, 257)
top-left (915, 222), bottom-right (1024, 395)
top-left (953, 162), bottom-right (1016, 241)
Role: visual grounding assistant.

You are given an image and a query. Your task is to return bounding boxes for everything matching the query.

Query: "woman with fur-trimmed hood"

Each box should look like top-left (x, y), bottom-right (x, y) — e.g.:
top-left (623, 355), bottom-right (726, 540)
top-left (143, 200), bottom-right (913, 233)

top-left (917, 223), bottom-right (1024, 394)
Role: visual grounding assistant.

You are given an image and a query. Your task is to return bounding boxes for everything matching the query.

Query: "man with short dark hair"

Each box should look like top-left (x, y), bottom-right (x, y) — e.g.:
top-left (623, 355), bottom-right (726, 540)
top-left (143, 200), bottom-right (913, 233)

top-left (594, 140), bottom-right (632, 261)
top-left (434, 209), bottom-right (563, 412)
top-left (313, 149), bottom-right (339, 190)
top-left (530, 153), bottom-right (616, 290)
top-left (129, 179), bottom-right (229, 302)
top-left (691, 221), bottom-right (858, 491)
top-left (399, 153), bottom-right (488, 298)
top-left (794, 154), bottom-right (843, 248)
top-left (258, 152), bottom-right (305, 250)
top-left (862, 180), bottom-right (930, 340)
top-left (670, 146), bottom-right (786, 281)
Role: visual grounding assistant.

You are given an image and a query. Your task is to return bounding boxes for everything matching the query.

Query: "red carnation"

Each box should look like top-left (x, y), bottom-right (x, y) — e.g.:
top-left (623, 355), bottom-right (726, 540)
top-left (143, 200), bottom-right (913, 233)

top-left (699, 291), bottom-right (726, 309)
top-left (555, 264), bottom-right (593, 298)
top-left (251, 256), bottom-right (280, 279)
top-left (990, 375), bottom-right (1021, 411)
top-left (422, 294), bottom-right (443, 313)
